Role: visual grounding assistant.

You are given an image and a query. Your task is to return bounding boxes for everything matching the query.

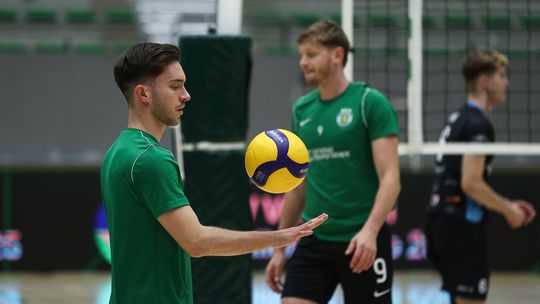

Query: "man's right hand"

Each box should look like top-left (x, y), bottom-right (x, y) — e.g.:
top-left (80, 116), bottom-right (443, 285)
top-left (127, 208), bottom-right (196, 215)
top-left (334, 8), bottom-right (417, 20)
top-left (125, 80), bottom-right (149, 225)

top-left (505, 200), bottom-right (535, 229)
top-left (514, 200), bottom-right (536, 225)
top-left (265, 249), bottom-right (287, 293)
top-left (265, 213), bottom-right (327, 293)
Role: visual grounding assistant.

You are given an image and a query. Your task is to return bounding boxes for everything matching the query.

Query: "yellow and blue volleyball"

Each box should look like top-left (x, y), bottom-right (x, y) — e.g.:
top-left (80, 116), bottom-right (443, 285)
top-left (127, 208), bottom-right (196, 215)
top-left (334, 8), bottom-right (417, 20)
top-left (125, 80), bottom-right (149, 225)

top-left (245, 129), bottom-right (309, 194)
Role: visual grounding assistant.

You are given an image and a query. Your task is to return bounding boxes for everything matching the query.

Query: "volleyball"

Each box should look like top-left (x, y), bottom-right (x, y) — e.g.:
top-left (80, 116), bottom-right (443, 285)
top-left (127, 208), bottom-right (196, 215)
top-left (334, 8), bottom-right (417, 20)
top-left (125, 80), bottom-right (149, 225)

top-left (245, 129), bottom-right (309, 194)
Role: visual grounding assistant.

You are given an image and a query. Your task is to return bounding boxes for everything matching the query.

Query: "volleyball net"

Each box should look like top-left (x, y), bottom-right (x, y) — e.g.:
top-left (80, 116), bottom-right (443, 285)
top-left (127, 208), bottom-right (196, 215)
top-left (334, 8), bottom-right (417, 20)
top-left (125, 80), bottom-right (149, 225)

top-left (344, 0), bottom-right (540, 156)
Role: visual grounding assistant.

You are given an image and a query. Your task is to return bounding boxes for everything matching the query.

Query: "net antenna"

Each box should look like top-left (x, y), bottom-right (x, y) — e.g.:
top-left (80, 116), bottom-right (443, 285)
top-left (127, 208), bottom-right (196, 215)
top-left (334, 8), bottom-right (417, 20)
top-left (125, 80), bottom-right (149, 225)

top-left (342, 0), bottom-right (354, 81)
top-left (345, 0), bottom-right (540, 158)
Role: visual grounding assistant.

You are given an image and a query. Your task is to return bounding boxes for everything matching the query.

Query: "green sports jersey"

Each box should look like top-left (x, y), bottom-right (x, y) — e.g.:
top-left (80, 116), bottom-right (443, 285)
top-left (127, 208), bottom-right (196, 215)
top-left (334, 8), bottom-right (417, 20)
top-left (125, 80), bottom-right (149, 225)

top-left (292, 82), bottom-right (398, 242)
top-left (101, 128), bottom-right (192, 304)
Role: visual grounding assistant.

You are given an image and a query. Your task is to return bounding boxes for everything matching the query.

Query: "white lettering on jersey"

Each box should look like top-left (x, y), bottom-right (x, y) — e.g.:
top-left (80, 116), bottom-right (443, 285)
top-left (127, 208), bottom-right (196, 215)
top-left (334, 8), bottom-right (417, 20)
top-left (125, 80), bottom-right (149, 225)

top-left (309, 147), bottom-right (351, 161)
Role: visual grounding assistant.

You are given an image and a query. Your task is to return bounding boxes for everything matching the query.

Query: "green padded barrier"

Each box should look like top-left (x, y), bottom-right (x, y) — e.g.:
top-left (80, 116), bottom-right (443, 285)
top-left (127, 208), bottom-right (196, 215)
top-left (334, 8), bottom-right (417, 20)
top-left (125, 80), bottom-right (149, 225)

top-left (66, 9), bottom-right (96, 23)
top-left (178, 37), bottom-right (252, 303)
top-left (105, 9), bottom-right (136, 24)
top-left (0, 8), bottom-right (17, 22)
top-left (445, 14), bottom-right (471, 28)
top-left (184, 151), bottom-right (252, 304)
top-left (484, 15), bottom-right (511, 29)
top-left (179, 35), bottom-right (251, 142)
top-left (26, 8), bottom-right (57, 23)
top-left (368, 14), bottom-right (398, 27)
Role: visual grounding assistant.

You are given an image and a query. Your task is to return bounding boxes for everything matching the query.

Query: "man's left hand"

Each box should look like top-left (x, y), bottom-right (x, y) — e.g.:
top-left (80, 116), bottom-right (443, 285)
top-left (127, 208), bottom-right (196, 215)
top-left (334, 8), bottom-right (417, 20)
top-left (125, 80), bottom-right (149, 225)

top-left (345, 229), bottom-right (377, 273)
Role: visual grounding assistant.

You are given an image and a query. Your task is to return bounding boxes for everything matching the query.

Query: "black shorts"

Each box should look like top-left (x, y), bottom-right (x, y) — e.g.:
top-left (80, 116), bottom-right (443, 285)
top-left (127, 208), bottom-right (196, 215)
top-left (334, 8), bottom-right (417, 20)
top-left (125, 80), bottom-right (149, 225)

top-left (425, 214), bottom-right (490, 301)
top-left (282, 224), bottom-right (393, 304)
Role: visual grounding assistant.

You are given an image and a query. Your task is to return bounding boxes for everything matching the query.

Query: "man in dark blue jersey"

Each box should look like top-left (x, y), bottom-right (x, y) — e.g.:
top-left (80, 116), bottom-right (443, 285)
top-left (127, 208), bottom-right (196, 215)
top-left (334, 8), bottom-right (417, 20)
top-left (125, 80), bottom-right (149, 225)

top-left (425, 50), bottom-right (536, 304)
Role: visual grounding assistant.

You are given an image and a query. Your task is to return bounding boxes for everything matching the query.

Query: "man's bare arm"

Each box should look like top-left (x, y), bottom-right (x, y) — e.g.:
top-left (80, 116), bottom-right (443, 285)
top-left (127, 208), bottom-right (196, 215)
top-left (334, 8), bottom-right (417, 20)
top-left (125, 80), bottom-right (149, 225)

top-left (157, 203), bottom-right (326, 257)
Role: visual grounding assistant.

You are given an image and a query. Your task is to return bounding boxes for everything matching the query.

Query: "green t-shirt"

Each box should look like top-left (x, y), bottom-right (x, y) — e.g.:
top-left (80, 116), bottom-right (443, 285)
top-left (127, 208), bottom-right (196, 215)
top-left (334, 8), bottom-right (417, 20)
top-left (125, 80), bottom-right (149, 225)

top-left (292, 82), bottom-right (398, 242)
top-left (101, 128), bottom-right (192, 304)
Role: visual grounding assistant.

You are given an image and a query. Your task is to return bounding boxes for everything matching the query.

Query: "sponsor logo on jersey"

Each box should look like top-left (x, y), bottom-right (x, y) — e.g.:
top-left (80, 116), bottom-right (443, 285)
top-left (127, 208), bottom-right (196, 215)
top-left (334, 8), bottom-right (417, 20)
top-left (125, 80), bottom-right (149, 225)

top-left (336, 108), bottom-right (353, 127)
top-left (309, 147), bottom-right (351, 161)
top-left (456, 284), bottom-right (475, 294)
top-left (299, 118), bottom-right (311, 127)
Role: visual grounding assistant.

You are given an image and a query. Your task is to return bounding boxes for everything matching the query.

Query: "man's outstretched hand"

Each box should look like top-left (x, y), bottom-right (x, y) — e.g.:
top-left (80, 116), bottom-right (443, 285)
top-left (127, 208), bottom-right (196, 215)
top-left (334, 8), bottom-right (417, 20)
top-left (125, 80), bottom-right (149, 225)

top-left (274, 213), bottom-right (328, 248)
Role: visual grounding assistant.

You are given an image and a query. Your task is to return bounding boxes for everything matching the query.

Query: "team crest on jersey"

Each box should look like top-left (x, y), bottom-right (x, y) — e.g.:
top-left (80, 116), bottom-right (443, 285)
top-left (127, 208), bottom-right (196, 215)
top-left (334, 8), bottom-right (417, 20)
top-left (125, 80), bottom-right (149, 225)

top-left (317, 125), bottom-right (324, 136)
top-left (336, 108), bottom-right (353, 127)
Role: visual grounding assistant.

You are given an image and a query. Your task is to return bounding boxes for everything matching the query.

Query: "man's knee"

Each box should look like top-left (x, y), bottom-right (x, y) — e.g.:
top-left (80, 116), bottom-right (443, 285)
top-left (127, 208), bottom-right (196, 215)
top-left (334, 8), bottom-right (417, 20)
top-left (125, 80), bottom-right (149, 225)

top-left (455, 296), bottom-right (485, 304)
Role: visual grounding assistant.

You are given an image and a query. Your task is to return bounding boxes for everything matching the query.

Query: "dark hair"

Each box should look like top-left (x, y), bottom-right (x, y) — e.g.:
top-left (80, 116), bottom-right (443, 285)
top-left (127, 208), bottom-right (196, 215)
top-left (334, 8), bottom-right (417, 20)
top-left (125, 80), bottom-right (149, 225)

top-left (113, 43), bottom-right (180, 103)
top-left (297, 19), bottom-right (351, 67)
top-left (461, 50), bottom-right (508, 93)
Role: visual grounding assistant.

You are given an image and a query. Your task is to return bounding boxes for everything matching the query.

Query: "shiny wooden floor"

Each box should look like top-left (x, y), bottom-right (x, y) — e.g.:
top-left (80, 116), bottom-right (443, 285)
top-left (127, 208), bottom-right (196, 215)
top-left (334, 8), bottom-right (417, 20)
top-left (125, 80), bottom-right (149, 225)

top-left (0, 270), bottom-right (538, 304)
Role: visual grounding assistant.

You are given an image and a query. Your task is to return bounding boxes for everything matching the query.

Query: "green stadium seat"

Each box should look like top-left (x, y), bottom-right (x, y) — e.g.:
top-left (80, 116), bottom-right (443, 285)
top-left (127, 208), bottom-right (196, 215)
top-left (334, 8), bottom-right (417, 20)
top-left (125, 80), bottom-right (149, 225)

top-left (74, 42), bottom-right (106, 54)
top-left (423, 15), bottom-right (435, 29)
top-left (424, 48), bottom-right (448, 58)
top-left (291, 12), bottom-right (320, 26)
top-left (262, 44), bottom-right (294, 56)
top-left (114, 42), bottom-right (136, 54)
top-left (445, 14), bottom-right (471, 28)
top-left (106, 9), bottom-right (136, 24)
top-left (250, 10), bottom-right (285, 25)
top-left (0, 8), bottom-right (17, 23)
top-left (505, 49), bottom-right (529, 59)
top-left (66, 9), bottom-right (96, 23)
top-left (329, 13), bottom-right (360, 26)
top-left (388, 47), bottom-right (407, 58)
top-left (0, 42), bottom-right (26, 54)
top-left (484, 15), bottom-right (511, 29)
top-left (34, 42), bottom-right (65, 54)
top-left (353, 47), bottom-right (384, 58)
top-left (26, 8), bottom-right (57, 23)
top-left (520, 15), bottom-right (540, 29)
top-left (368, 14), bottom-right (398, 28)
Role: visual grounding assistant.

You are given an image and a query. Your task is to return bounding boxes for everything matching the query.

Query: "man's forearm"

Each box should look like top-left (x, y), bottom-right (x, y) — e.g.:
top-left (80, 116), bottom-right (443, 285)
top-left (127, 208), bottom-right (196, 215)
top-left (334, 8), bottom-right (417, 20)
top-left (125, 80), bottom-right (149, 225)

top-left (362, 177), bottom-right (400, 235)
top-left (192, 226), bottom-right (283, 257)
top-left (463, 179), bottom-right (511, 215)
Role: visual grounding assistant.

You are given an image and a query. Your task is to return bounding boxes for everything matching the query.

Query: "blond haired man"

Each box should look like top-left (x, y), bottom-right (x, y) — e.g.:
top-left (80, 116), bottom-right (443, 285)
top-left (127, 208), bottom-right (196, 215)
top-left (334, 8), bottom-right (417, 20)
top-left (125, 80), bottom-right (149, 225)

top-left (265, 20), bottom-right (401, 304)
top-left (425, 50), bottom-right (536, 304)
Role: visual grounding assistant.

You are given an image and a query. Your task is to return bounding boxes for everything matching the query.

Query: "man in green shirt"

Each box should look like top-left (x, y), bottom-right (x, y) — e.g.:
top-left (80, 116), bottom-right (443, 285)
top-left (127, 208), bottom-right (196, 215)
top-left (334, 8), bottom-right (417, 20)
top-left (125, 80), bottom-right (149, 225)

top-left (101, 43), bottom-right (328, 304)
top-left (265, 20), bottom-right (401, 303)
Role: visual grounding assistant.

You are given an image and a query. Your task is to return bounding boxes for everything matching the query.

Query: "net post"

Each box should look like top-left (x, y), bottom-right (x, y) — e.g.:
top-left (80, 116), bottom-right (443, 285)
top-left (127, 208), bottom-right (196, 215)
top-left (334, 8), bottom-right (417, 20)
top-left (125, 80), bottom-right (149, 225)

top-left (172, 124), bottom-right (186, 184)
top-left (342, 0), bottom-right (354, 81)
top-left (407, 0), bottom-right (423, 168)
top-left (217, 0), bottom-right (243, 34)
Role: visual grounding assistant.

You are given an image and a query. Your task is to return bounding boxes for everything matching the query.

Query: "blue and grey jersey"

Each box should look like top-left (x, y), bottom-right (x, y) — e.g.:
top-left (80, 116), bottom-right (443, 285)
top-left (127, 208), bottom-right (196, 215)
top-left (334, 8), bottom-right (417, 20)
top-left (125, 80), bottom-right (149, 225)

top-left (427, 101), bottom-right (495, 223)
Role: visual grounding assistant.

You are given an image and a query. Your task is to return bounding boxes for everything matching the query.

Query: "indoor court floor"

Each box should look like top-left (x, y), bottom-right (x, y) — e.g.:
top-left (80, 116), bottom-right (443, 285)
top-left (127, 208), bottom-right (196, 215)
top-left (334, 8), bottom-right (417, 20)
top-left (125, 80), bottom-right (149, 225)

top-left (0, 270), bottom-right (538, 304)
